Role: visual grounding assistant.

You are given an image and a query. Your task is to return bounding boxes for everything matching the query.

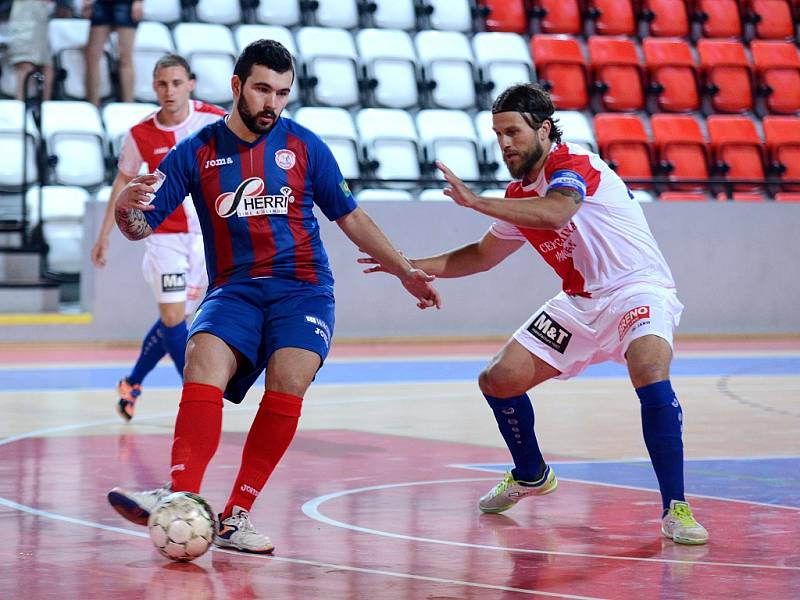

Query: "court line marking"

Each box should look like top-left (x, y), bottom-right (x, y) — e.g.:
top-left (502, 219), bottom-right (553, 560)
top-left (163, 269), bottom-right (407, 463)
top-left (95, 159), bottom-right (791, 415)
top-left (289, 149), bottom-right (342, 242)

top-left (301, 479), bottom-right (800, 572)
top-left (0, 497), bottom-right (603, 600)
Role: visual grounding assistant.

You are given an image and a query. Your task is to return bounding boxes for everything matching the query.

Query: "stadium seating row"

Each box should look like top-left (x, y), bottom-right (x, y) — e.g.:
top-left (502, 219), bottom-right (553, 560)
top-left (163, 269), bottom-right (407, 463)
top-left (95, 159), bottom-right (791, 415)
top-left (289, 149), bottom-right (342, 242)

top-left (482, 0), bottom-right (799, 42)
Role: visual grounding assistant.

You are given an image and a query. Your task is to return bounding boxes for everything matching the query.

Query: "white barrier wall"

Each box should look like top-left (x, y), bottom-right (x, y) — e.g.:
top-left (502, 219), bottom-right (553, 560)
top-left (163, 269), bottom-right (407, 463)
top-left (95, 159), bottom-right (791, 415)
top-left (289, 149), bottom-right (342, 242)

top-left (1, 200), bottom-right (798, 341)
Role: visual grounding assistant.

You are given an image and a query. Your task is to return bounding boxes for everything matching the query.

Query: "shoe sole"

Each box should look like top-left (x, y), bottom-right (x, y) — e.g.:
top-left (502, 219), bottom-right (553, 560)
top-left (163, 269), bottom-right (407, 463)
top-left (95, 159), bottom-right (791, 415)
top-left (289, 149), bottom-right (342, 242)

top-left (107, 489), bottom-right (150, 526)
top-left (213, 536), bottom-right (275, 554)
top-left (116, 403), bottom-right (133, 422)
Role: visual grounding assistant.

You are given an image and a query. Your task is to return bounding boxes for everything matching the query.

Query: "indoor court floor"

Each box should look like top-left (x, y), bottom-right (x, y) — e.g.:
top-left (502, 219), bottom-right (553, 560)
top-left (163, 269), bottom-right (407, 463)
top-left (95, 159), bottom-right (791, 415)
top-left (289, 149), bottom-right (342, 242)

top-left (0, 338), bottom-right (798, 599)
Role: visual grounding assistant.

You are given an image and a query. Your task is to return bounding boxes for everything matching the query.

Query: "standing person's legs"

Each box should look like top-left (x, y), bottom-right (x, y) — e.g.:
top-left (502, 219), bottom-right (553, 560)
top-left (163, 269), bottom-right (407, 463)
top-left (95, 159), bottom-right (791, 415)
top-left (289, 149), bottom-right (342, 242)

top-left (84, 24), bottom-right (110, 106)
top-left (114, 27), bottom-right (136, 102)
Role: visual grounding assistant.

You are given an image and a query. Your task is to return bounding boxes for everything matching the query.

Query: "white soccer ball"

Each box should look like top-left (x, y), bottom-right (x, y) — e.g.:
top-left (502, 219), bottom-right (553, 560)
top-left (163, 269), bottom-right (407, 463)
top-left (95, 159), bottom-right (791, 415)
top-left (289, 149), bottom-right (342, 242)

top-left (147, 492), bottom-right (215, 562)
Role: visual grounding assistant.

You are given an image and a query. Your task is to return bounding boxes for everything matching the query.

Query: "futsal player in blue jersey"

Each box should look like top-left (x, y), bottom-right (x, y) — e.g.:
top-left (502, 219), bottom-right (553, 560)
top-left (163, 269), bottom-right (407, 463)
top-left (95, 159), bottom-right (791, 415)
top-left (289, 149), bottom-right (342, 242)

top-left (106, 39), bottom-right (440, 554)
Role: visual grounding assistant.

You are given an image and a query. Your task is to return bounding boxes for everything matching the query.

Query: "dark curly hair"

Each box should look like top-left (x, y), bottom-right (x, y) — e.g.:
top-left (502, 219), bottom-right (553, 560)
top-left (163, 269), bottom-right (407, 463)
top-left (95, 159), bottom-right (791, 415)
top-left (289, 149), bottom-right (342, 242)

top-left (234, 39), bottom-right (295, 84)
top-left (491, 83), bottom-right (563, 144)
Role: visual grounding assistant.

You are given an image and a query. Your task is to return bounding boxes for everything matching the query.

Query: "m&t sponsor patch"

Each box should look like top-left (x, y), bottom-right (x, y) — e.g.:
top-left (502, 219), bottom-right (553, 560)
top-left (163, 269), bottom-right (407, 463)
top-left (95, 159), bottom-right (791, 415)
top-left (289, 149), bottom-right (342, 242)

top-left (618, 305), bottom-right (651, 340)
top-left (161, 273), bottom-right (186, 292)
top-left (527, 310), bottom-right (572, 354)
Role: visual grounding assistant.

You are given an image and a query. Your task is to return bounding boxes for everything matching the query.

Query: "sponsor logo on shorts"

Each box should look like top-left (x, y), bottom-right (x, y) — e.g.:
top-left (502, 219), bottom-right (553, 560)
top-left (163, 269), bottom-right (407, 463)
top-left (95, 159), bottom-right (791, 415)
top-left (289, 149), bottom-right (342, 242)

top-left (305, 315), bottom-right (330, 346)
top-left (618, 305), bottom-right (651, 340)
top-left (215, 177), bottom-right (295, 218)
top-left (161, 273), bottom-right (186, 292)
top-left (527, 310), bottom-right (572, 354)
top-left (275, 149), bottom-right (296, 170)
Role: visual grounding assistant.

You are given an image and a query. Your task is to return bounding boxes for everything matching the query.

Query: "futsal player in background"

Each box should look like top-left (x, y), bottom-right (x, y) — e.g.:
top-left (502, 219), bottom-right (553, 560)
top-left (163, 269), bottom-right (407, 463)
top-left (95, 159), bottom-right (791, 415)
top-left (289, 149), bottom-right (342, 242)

top-left (91, 54), bottom-right (225, 421)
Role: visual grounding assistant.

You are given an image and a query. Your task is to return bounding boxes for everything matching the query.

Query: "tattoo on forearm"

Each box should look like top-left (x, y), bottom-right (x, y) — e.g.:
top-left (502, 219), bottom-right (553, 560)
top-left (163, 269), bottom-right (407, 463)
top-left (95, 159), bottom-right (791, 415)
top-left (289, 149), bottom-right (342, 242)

top-left (115, 207), bottom-right (152, 240)
top-left (553, 188), bottom-right (583, 205)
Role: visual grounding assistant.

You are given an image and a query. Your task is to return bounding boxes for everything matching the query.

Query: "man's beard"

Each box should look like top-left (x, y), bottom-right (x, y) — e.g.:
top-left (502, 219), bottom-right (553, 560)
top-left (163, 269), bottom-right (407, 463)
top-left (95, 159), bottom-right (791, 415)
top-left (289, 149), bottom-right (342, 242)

top-left (505, 142), bottom-right (545, 180)
top-left (238, 96), bottom-right (278, 136)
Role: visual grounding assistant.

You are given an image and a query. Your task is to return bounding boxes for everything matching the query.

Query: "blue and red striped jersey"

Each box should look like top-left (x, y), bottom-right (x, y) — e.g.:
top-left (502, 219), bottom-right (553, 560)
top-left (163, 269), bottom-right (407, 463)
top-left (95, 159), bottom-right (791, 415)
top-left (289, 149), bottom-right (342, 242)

top-left (144, 117), bottom-right (357, 290)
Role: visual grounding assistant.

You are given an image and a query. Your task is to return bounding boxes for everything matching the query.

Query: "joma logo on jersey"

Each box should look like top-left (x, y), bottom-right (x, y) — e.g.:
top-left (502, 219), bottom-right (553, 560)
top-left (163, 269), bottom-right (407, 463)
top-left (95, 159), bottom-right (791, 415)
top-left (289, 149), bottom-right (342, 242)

top-left (161, 273), bottom-right (186, 292)
top-left (214, 177), bottom-right (295, 218)
top-left (527, 310), bottom-right (572, 354)
top-left (618, 306), bottom-right (650, 340)
top-left (205, 157), bottom-right (233, 168)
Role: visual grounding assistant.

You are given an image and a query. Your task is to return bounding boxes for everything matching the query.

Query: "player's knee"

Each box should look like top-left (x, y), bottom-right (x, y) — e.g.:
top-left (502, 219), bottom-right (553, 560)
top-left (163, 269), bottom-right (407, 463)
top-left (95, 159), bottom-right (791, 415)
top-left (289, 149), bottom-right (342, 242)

top-left (629, 363), bottom-right (669, 389)
top-left (478, 365), bottom-right (527, 398)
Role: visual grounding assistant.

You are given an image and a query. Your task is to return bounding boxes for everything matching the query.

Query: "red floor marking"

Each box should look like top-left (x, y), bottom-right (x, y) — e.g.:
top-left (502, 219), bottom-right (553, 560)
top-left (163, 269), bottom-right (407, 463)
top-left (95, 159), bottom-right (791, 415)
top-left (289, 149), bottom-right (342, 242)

top-left (1, 430), bottom-right (797, 599)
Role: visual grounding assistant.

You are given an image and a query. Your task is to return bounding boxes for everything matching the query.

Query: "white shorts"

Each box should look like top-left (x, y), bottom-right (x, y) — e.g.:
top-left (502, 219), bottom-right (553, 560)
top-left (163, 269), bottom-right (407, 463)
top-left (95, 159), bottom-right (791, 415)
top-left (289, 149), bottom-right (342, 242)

top-left (142, 233), bottom-right (207, 313)
top-left (513, 283), bottom-right (684, 379)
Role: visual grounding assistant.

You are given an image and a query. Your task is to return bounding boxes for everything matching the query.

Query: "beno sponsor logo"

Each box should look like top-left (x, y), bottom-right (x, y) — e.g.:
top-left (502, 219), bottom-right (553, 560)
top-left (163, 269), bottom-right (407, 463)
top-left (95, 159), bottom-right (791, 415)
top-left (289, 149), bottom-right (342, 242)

top-left (215, 177), bottom-right (295, 218)
top-left (527, 310), bottom-right (572, 354)
top-left (618, 305), bottom-right (651, 340)
top-left (275, 148), bottom-right (296, 170)
top-left (161, 272), bottom-right (186, 292)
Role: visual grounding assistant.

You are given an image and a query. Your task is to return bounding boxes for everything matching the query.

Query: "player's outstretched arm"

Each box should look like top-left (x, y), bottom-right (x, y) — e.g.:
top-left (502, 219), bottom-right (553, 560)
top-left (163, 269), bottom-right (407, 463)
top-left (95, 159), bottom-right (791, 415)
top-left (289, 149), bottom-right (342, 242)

top-left (91, 171), bottom-right (135, 267)
top-left (114, 174), bottom-right (157, 241)
top-left (337, 207), bottom-right (441, 310)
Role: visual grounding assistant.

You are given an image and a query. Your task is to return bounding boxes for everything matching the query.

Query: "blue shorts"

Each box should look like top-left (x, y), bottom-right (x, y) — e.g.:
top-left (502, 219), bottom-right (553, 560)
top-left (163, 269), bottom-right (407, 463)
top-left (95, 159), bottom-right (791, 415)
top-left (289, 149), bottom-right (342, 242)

top-left (190, 278), bottom-right (335, 404)
top-left (91, 1), bottom-right (137, 28)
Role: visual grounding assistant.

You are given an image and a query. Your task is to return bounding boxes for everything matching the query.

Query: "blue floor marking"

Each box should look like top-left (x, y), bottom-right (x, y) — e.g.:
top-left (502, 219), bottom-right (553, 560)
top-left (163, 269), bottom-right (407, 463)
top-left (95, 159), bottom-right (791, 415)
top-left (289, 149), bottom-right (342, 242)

top-left (0, 356), bottom-right (798, 391)
top-left (464, 458), bottom-right (800, 507)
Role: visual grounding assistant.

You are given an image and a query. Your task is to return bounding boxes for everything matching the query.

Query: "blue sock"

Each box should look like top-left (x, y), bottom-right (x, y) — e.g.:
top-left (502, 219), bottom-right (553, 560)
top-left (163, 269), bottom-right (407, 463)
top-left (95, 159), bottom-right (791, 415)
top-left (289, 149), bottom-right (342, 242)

top-left (160, 320), bottom-right (188, 378)
top-left (637, 380), bottom-right (685, 511)
top-left (484, 393), bottom-right (546, 482)
top-left (128, 319), bottom-right (167, 385)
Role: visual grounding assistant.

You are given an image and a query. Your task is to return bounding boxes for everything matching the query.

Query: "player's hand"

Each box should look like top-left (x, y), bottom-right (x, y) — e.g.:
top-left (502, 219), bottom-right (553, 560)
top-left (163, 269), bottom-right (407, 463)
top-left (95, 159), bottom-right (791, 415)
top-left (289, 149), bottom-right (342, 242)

top-left (358, 252), bottom-right (408, 275)
top-left (400, 268), bottom-right (441, 310)
top-left (91, 237), bottom-right (109, 268)
top-left (116, 174), bottom-right (158, 212)
top-left (436, 160), bottom-right (480, 209)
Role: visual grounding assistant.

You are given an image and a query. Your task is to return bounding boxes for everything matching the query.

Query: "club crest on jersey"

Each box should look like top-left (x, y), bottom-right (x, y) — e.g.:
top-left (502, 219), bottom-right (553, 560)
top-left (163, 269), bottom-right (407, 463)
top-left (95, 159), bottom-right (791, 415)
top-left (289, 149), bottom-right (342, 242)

top-left (215, 177), bottom-right (294, 218)
top-left (275, 149), bottom-right (296, 170)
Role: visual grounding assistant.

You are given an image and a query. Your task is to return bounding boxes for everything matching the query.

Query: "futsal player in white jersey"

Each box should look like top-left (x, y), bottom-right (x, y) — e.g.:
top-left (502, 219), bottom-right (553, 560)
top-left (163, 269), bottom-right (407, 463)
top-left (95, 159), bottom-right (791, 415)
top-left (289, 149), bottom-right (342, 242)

top-left (361, 83), bottom-right (708, 545)
top-left (91, 54), bottom-right (225, 421)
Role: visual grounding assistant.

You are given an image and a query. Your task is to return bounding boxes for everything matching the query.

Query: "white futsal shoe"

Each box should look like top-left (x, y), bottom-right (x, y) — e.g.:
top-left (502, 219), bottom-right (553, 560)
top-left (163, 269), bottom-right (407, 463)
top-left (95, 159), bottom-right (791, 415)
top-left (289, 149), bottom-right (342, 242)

top-left (479, 466), bottom-right (558, 514)
top-left (107, 483), bottom-right (171, 526)
top-left (214, 506), bottom-right (275, 554)
top-left (661, 500), bottom-right (709, 545)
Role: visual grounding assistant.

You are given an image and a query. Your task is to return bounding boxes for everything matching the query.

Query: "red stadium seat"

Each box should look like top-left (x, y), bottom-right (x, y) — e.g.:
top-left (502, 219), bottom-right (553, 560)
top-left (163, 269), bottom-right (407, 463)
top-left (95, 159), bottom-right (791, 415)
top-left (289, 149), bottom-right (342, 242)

top-left (587, 36), bottom-right (644, 111)
top-left (529, 0), bottom-right (583, 35)
top-left (750, 41), bottom-right (800, 115)
top-left (587, 0), bottom-right (637, 36)
top-left (650, 114), bottom-right (709, 190)
top-left (658, 191), bottom-right (709, 201)
top-left (480, 0), bottom-right (528, 34)
top-left (745, 0), bottom-right (795, 40)
top-left (697, 39), bottom-right (753, 114)
top-left (763, 115), bottom-right (800, 192)
top-left (641, 0), bottom-right (691, 37)
top-left (706, 115), bottom-right (765, 192)
top-left (694, 0), bottom-right (743, 39)
top-left (643, 38), bottom-right (700, 113)
top-left (593, 114), bottom-right (652, 188)
top-left (530, 35), bottom-right (589, 110)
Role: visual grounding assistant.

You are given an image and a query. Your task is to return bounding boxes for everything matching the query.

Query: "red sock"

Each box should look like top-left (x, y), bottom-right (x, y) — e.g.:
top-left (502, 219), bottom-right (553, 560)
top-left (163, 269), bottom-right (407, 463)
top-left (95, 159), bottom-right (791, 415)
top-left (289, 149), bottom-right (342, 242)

top-left (170, 382), bottom-right (224, 494)
top-left (223, 390), bottom-right (302, 517)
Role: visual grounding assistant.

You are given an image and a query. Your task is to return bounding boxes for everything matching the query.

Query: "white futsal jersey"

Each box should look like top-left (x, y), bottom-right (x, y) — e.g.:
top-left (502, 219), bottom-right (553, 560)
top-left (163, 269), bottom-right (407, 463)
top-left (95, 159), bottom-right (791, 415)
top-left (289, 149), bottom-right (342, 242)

top-left (491, 142), bottom-right (675, 298)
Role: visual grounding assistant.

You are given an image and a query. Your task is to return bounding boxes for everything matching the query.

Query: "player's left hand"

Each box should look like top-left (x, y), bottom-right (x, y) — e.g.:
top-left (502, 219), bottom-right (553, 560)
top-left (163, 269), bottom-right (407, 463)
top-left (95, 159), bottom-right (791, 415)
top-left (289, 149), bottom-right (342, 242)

top-left (436, 161), bottom-right (480, 209)
top-left (400, 268), bottom-right (441, 310)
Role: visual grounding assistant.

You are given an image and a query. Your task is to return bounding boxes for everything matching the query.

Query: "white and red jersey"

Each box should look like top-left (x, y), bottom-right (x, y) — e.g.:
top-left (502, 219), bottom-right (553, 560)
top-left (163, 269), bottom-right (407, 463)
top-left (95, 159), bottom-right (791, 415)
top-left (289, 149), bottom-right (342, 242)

top-left (490, 142), bottom-right (675, 297)
top-left (118, 100), bottom-right (225, 234)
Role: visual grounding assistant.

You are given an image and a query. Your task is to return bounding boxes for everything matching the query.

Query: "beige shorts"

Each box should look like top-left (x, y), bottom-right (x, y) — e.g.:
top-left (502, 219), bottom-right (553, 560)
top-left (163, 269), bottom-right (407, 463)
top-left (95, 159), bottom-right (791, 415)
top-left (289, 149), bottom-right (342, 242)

top-left (8, 0), bottom-right (52, 67)
top-left (513, 283), bottom-right (684, 379)
top-left (142, 233), bottom-right (207, 312)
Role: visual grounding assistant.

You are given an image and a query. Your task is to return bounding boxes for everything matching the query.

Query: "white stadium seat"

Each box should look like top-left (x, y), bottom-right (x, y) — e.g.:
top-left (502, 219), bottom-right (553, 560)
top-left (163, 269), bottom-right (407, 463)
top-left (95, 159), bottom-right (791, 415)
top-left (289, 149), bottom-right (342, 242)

top-left (370, 0), bottom-right (417, 30)
top-left (234, 25), bottom-right (299, 104)
top-left (0, 100), bottom-right (39, 189)
top-left (173, 23), bottom-right (237, 105)
top-left (256, 0), bottom-right (301, 27)
top-left (142, 0), bottom-right (181, 23)
top-left (415, 30), bottom-right (476, 109)
top-left (356, 108), bottom-right (420, 183)
top-left (41, 101), bottom-right (106, 187)
top-left (133, 21), bottom-right (175, 103)
top-left (293, 107), bottom-right (361, 180)
top-left (25, 185), bottom-right (89, 274)
top-left (296, 27), bottom-right (360, 107)
top-left (418, 188), bottom-right (450, 201)
top-left (475, 110), bottom-right (512, 182)
top-left (426, 0), bottom-right (474, 32)
top-left (472, 32), bottom-right (535, 102)
top-left (48, 18), bottom-right (112, 100)
top-left (102, 102), bottom-right (158, 158)
top-left (313, 0), bottom-right (360, 29)
top-left (195, 0), bottom-right (241, 25)
top-left (554, 110), bottom-right (597, 153)
top-left (356, 189), bottom-right (414, 202)
top-left (356, 29), bottom-right (419, 109)
top-left (416, 109), bottom-right (480, 181)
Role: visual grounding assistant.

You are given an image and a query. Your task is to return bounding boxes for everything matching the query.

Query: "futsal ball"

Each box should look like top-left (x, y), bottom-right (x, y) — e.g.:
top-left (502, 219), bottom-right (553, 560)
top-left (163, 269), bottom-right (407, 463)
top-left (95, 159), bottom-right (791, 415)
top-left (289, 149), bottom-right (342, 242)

top-left (147, 492), bottom-right (215, 562)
